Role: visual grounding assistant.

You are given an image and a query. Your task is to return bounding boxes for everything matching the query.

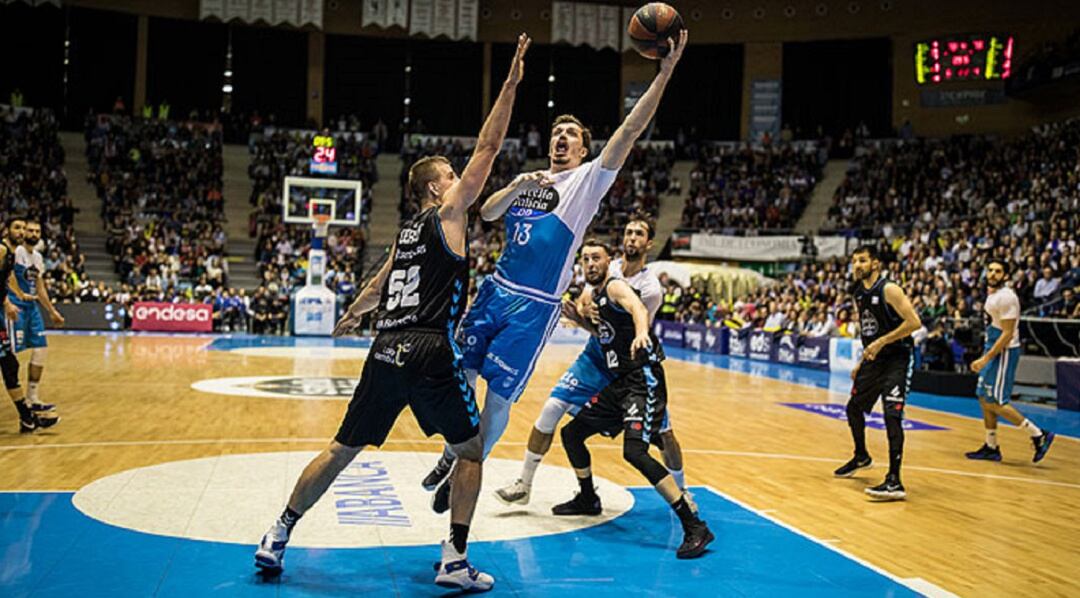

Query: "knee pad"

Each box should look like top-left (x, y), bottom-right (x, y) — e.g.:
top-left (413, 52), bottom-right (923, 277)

top-left (450, 434), bottom-right (484, 462)
top-left (30, 347), bottom-right (47, 368)
top-left (534, 398), bottom-right (572, 435)
top-left (0, 353), bottom-right (19, 390)
top-left (623, 439), bottom-right (668, 485)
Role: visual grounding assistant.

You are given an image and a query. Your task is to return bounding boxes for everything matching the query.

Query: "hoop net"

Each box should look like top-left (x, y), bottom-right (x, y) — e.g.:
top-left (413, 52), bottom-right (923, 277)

top-left (312, 214), bottom-right (331, 239)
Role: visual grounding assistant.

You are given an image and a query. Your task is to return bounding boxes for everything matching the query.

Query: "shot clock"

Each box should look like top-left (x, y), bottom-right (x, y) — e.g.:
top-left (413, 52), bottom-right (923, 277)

top-left (310, 134), bottom-right (338, 175)
top-left (915, 34), bottom-right (1014, 84)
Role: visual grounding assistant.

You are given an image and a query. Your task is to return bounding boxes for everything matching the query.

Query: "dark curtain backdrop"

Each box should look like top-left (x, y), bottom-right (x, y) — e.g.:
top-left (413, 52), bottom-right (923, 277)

top-left (67, 7), bottom-right (137, 123)
top-left (0, 3), bottom-right (65, 113)
top-left (147, 17), bottom-right (228, 120)
top-left (325, 35), bottom-right (408, 133)
top-left (230, 25), bottom-right (307, 127)
top-left (782, 38), bottom-right (893, 138)
top-left (408, 40), bottom-right (482, 136)
top-left (655, 43), bottom-right (743, 140)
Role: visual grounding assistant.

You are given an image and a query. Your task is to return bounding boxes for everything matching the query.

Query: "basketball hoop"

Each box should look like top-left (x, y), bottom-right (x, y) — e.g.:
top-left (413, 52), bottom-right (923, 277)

top-left (312, 214), bottom-right (331, 240)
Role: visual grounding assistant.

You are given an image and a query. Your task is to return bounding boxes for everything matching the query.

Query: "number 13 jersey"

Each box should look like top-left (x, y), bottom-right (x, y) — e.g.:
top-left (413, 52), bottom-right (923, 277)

top-left (494, 158), bottom-right (619, 299)
top-left (373, 207), bottom-right (469, 334)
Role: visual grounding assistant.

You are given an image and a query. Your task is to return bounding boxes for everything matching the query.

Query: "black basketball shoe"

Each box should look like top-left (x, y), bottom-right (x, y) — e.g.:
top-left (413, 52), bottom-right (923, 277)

top-left (864, 474), bottom-right (906, 501)
top-left (552, 492), bottom-right (602, 516)
top-left (423, 453), bottom-right (456, 491)
top-left (833, 454), bottom-right (872, 478)
top-left (676, 518), bottom-right (714, 559)
top-left (965, 444), bottom-right (1002, 461)
top-left (431, 479), bottom-right (451, 514)
top-left (20, 411), bottom-right (60, 434)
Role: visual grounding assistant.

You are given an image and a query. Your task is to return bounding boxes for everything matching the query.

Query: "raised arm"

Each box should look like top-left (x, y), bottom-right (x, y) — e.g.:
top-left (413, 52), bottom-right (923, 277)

top-left (862, 283), bottom-right (922, 362)
top-left (606, 279), bottom-right (653, 358)
top-left (439, 34), bottom-right (530, 220)
top-left (600, 29), bottom-right (687, 170)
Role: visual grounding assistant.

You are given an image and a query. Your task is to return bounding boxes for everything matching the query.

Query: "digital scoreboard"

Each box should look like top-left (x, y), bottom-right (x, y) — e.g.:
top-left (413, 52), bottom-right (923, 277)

top-left (310, 134), bottom-right (338, 175)
top-left (915, 34), bottom-right (1014, 85)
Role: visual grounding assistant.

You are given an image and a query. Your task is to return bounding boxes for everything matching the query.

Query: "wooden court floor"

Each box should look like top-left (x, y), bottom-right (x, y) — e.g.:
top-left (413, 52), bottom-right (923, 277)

top-left (1, 334), bottom-right (1078, 596)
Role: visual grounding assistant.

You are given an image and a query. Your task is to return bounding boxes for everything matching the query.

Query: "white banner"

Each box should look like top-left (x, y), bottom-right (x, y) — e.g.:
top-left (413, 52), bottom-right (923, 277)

top-left (573, 3), bottom-right (597, 48)
top-left (226, 0), bottom-right (249, 21)
top-left (249, 0), bottom-right (273, 22)
top-left (200, 0), bottom-right (226, 19)
top-left (551, 1), bottom-right (574, 44)
top-left (274, 0), bottom-right (298, 25)
top-left (597, 5), bottom-right (621, 51)
top-left (361, 0), bottom-right (387, 27)
top-left (298, 0), bottom-right (323, 27)
top-left (387, 0), bottom-right (409, 29)
top-left (431, 0), bottom-right (455, 38)
top-left (672, 233), bottom-right (805, 261)
top-left (409, 0), bottom-right (434, 36)
top-left (456, 0), bottom-right (478, 40)
top-left (621, 6), bottom-right (636, 53)
top-left (813, 236), bottom-right (852, 259)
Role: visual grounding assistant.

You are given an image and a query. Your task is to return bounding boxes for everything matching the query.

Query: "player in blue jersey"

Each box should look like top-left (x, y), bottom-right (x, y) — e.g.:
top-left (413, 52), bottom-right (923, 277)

top-left (964, 259), bottom-right (1054, 463)
top-left (424, 30), bottom-right (689, 511)
top-left (12, 220), bottom-right (65, 413)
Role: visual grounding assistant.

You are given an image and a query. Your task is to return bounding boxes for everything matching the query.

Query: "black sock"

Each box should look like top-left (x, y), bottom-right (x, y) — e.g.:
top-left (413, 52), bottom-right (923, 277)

top-left (888, 450), bottom-right (902, 481)
top-left (450, 522), bottom-right (469, 554)
top-left (578, 475), bottom-right (596, 498)
top-left (279, 506), bottom-right (301, 532)
top-left (14, 400), bottom-right (31, 420)
top-left (672, 495), bottom-right (697, 524)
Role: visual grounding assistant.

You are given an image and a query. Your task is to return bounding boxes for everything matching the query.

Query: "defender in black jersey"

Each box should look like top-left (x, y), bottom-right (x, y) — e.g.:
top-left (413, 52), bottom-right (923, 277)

top-left (834, 245), bottom-right (921, 501)
top-left (254, 35), bottom-right (532, 593)
top-left (0, 217), bottom-right (58, 434)
top-left (554, 240), bottom-right (713, 559)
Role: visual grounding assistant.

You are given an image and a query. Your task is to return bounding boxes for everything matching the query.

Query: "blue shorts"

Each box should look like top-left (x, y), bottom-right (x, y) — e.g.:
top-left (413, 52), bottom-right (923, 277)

top-left (552, 337), bottom-right (672, 432)
top-left (977, 346), bottom-right (1020, 405)
top-left (459, 277), bottom-right (561, 401)
top-left (13, 303), bottom-right (46, 352)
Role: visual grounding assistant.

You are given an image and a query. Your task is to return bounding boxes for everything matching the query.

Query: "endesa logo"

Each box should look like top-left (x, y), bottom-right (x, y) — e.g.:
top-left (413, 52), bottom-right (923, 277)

top-left (132, 302), bottom-right (213, 332)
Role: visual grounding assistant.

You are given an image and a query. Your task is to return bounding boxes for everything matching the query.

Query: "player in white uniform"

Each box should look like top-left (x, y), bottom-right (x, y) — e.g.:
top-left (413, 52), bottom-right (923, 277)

top-left (965, 259), bottom-right (1054, 463)
top-left (494, 217), bottom-right (689, 505)
top-left (423, 31), bottom-right (689, 511)
top-left (12, 221), bottom-right (65, 411)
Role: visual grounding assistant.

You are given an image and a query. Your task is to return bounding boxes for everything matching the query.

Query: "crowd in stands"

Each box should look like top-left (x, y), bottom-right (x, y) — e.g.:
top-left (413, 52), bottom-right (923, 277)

top-left (0, 107), bottom-right (88, 302)
top-left (682, 142), bottom-right (822, 233)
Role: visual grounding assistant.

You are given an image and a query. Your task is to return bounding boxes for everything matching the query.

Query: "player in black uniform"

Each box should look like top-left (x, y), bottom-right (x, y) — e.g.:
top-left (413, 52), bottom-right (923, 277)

top-left (834, 245), bottom-right (922, 501)
top-left (253, 34), bottom-right (531, 593)
top-left (1, 216), bottom-right (58, 433)
top-left (553, 240), bottom-right (714, 559)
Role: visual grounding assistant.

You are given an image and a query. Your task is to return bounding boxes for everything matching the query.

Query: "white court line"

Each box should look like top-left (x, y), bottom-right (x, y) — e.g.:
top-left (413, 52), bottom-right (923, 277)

top-left (2, 439), bottom-right (1077, 490)
top-left (702, 484), bottom-right (959, 598)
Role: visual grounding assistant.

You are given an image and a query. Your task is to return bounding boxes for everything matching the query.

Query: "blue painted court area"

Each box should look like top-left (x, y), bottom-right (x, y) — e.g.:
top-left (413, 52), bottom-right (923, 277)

top-left (0, 487), bottom-right (916, 597)
top-left (665, 347), bottom-right (1080, 439)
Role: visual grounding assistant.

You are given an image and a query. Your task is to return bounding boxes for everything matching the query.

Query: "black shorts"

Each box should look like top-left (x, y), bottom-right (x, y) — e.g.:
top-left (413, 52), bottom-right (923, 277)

top-left (335, 329), bottom-right (480, 448)
top-left (851, 351), bottom-right (913, 418)
top-left (575, 364), bottom-right (668, 444)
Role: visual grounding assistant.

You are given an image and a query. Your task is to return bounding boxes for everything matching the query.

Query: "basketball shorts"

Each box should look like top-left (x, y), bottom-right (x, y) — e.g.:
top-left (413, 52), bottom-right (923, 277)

top-left (459, 277), bottom-right (561, 401)
top-left (850, 351), bottom-right (913, 418)
top-left (553, 337), bottom-right (672, 432)
top-left (976, 346), bottom-right (1020, 405)
top-left (335, 329), bottom-right (479, 448)
top-left (574, 364), bottom-right (668, 445)
top-left (14, 303), bottom-right (47, 352)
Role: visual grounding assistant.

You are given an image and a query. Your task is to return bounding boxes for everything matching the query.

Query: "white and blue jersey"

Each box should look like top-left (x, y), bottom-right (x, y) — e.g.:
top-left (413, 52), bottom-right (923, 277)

top-left (976, 286), bottom-right (1021, 405)
top-left (12, 245), bottom-right (47, 351)
top-left (460, 158), bottom-right (618, 400)
top-left (551, 260), bottom-right (671, 431)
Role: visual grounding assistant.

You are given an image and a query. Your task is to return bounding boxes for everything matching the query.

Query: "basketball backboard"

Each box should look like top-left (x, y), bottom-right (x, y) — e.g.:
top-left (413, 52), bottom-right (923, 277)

top-left (282, 176), bottom-right (363, 226)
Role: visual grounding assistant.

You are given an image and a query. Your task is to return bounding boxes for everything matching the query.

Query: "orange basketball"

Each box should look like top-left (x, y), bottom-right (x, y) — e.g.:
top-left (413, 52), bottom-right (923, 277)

top-left (627, 3), bottom-right (684, 60)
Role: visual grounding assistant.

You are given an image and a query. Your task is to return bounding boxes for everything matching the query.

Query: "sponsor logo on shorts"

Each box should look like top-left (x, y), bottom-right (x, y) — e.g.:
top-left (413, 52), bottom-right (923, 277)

top-left (487, 353), bottom-right (521, 376)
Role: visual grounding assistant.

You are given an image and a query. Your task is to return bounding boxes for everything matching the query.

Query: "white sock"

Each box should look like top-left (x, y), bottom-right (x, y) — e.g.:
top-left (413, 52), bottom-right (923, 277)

top-left (668, 468), bottom-right (686, 490)
top-left (1020, 419), bottom-right (1043, 438)
top-left (27, 381), bottom-right (39, 402)
top-left (520, 450), bottom-right (543, 487)
top-left (480, 391), bottom-right (513, 459)
top-left (985, 429), bottom-right (998, 449)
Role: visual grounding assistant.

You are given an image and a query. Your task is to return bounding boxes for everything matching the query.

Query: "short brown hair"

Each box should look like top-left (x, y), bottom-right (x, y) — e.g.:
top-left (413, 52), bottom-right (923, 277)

top-left (552, 114), bottom-right (592, 156)
top-left (581, 237), bottom-right (610, 256)
top-left (626, 212), bottom-right (656, 240)
top-left (407, 155), bottom-right (451, 200)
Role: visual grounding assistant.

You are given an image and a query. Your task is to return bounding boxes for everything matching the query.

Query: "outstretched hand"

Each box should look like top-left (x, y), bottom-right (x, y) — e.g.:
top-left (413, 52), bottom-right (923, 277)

top-left (511, 170), bottom-right (554, 189)
top-left (506, 33), bottom-right (531, 86)
top-left (660, 29), bottom-right (688, 74)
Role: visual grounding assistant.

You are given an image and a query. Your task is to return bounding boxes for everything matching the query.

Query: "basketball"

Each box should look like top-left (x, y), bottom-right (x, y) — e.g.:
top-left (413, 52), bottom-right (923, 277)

top-left (627, 3), bottom-right (685, 59)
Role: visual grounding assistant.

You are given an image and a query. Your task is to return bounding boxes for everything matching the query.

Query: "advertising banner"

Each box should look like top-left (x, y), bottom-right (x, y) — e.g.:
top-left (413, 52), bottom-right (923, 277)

top-left (132, 302), bottom-right (213, 332)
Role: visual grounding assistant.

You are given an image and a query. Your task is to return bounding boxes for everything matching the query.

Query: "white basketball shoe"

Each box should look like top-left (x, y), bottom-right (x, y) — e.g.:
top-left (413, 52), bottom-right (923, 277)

top-left (435, 540), bottom-right (494, 592)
